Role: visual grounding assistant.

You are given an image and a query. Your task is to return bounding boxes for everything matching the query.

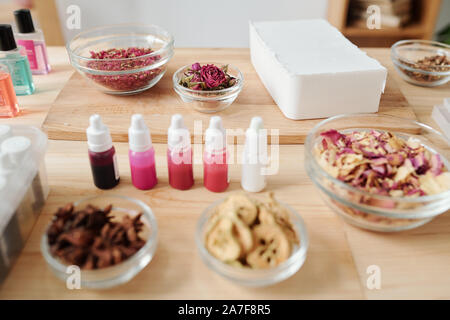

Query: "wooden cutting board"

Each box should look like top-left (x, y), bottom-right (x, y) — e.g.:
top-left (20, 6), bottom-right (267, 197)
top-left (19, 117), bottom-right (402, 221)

top-left (43, 48), bottom-right (416, 144)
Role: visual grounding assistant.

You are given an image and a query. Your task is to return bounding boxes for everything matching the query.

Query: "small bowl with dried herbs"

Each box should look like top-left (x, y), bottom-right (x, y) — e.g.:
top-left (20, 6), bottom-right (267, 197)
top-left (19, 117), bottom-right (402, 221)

top-left (41, 195), bottom-right (158, 289)
top-left (173, 62), bottom-right (244, 113)
top-left (391, 40), bottom-right (450, 87)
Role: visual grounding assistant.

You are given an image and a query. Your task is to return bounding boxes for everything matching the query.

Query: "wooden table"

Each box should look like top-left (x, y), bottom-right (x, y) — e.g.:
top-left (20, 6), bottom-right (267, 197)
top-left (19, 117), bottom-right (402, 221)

top-left (0, 47), bottom-right (449, 300)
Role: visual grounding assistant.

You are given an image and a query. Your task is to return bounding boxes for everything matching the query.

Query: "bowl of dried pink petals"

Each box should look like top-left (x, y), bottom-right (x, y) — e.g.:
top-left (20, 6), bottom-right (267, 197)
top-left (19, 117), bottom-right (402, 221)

top-left (173, 62), bottom-right (244, 113)
top-left (41, 195), bottom-right (158, 289)
top-left (391, 40), bottom-right (449, 87)
top-left (67, 24), bottom-right (174, 95)
top-left (305, 114), bottom-right (450, 232)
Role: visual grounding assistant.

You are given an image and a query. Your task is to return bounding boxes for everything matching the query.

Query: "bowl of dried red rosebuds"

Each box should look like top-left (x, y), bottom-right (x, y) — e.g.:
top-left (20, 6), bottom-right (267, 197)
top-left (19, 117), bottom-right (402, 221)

top-left (173, 62), bottom-right (244, 113)
top-left (305, 114), bottom-right (450, 232)
top-left (41, 195), bottom-right (158, 289)
top-left (67, 24), bottom-right (174, 95)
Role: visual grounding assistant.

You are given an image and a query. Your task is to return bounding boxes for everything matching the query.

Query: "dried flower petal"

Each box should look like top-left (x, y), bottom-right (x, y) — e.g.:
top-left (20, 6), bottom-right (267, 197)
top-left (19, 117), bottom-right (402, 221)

top-left (316, 129), bottom-right (449, 197)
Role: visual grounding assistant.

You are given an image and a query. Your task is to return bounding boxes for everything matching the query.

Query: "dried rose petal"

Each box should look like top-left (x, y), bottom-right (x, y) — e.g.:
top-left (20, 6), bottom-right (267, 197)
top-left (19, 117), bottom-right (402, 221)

top-left (316, 129), bottom-right (449, 198)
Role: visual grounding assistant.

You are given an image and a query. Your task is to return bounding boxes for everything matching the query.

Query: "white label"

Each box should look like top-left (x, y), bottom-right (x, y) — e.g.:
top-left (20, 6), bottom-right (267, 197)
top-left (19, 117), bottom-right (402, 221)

top-left (113, 154), bottom-right (120, 180)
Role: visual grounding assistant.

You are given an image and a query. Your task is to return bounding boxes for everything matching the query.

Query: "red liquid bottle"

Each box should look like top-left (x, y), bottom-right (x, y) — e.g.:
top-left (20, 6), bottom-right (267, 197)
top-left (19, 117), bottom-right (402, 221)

top-left (167, 114), bottom-right (194, 190)
top-left (203, 116), bottom-right (228, 193)
top-left (86, 114), bottom-right (120, 189)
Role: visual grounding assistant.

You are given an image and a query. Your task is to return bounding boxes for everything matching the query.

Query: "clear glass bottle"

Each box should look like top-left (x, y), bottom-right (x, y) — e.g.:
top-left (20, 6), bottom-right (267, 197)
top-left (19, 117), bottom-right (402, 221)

top-left (0, 24), bottom-right (34, 96)
top-left (14, 9), bottom-right (51, 75)
top-left (0, 63), bottom-right (19, 117)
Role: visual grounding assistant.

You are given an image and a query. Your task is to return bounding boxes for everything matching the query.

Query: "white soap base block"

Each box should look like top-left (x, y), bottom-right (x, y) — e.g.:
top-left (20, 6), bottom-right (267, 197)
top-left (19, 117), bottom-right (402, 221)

top-left (249, 20), bottom-right (387, 120)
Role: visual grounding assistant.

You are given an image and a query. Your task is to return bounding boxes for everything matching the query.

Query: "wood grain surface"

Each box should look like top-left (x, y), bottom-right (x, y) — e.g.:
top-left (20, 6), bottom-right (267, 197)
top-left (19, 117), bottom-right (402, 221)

top-left (43, 48), bottom-right (416, 144)
top-left (0, 47), bottom-right (449, 300)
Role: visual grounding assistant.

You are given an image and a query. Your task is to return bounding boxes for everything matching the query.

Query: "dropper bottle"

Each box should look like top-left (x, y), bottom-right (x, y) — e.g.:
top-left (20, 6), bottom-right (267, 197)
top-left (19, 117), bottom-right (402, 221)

top-left (86, 114), bottom-right (120, 189)
top-left (128, 114), bottom-right (157, 190)
top-left (203, 116), bottom-right (228, 193)
top-left (241, 117), bottom-right (267, 192)
top-left (167, 114), bottom-right (194, 190)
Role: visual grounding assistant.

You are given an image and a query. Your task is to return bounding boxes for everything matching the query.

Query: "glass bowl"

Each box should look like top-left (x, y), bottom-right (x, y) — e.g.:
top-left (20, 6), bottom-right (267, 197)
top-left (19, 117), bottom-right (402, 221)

top-left (67, 24), bottom-right (174, 95)
top-left (41, 195), bottom-right (158, 289)
top-left (173, 63), bottom-right (244, 113)
top-left (391, 40), bottom-right (450, 87)
top-left (305, 114), bottom-right (450, 232)
top-left (196, 198), bottom-right (308, 287)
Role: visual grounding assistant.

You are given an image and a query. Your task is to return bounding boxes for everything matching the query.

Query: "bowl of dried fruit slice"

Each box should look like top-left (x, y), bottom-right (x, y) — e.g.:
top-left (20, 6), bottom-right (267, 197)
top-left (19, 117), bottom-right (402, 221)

top-left (41, 195), bottom-right (158, 289)
top-left (196, 193), bottom-right (308, 287)
top-left (305, 114), bottom-right (450, 232)
top-left (391, 40), bottom-right (450, 87)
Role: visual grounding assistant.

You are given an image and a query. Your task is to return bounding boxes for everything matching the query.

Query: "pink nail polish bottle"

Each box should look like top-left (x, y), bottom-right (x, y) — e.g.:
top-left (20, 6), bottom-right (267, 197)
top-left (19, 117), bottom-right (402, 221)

top-left (13, 9), bottom-right (51, 75)
top-left (167, 114), bottom-right (194, 190)
top-left (203, 116), bottom-right (229, 193)
top-left (128, 114), bottom-right (157, 190)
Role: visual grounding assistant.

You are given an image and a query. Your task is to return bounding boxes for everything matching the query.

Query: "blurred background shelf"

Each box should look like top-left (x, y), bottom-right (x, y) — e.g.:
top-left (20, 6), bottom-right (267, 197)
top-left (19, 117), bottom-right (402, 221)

top-left (328, 0), bottom-right (443, 47)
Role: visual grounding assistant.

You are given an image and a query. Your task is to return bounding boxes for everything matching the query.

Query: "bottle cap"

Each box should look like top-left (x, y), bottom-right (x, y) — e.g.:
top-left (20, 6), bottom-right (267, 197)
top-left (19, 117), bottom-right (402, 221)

top-left (128, 114), bottom-right (152, 153)
top-left (168, 114), bottom-right (190, 151)
top-left (0, 125), bottom-right (12, 144)
top-left (0, 24), bottom-right (17, 51)
top-left (1, 136), bottom-right (31, 164)
top-left (14, 9), bottom-right (35, 34)
top-left (0, 152), bottom-right (16, 176)
top-left (244, 116), bottom-right (267, 162)
top-left (205, 116), bottom-right (226, 153)
top-left (86, 114), bottom-right (113, 153)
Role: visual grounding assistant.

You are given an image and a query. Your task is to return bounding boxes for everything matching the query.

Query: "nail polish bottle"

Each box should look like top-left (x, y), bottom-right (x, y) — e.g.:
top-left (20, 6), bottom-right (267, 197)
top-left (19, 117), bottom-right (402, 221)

top-left (86, 114), bottom-right (120, 190)
top-left (167, 114), bottom-right (194, 190)
top-left (241, 117), bottom-right (268, 193)
top-left (13, 9), bottom-right (51, 75)
top-left (0, 64), bottom-right (19, 117)
top-left (0, 24), bottom-right (34, 96)
top-left (128, 114), bottom-right (157, 190)
top-left (203, 116), bottom-right (229, 193)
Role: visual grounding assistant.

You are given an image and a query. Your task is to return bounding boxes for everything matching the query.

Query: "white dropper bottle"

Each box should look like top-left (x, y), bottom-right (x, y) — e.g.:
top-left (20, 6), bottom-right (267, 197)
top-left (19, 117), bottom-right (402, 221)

top-left (241, 116), bottom-right (267, 192)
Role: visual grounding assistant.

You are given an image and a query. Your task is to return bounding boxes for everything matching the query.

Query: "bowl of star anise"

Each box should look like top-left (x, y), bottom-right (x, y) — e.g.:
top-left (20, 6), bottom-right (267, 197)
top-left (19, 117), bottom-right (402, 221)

top-left (41, 195), bottom-right (158, 289)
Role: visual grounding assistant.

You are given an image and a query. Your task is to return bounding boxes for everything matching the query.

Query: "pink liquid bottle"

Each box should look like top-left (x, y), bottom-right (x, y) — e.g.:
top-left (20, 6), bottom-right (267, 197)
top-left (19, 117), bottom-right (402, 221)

top-left (128, 114), bottom-right (157, 190)
top-left (167, 114), bottom-right (194, 190)
top-left (203, 116), bottom-right (229, 193)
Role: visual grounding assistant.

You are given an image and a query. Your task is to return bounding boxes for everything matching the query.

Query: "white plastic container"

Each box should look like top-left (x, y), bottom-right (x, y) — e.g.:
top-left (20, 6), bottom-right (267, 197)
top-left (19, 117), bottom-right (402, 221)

top-left (0, 125), bottom-right (48, 283)
top-left (249, 19), bottom-right (387, 120)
